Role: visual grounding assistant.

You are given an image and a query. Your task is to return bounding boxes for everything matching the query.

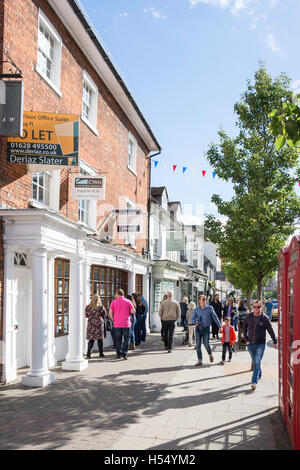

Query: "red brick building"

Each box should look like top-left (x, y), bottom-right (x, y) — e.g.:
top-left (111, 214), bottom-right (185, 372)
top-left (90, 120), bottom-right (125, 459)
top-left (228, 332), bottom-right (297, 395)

top-left (0, 0), bottom-right (160, 386)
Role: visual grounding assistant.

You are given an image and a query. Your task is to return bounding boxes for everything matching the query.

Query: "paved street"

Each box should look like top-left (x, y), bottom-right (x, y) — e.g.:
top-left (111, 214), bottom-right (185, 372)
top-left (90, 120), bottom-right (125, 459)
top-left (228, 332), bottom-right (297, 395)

top-left (0, 326), bottom-right (292, 450)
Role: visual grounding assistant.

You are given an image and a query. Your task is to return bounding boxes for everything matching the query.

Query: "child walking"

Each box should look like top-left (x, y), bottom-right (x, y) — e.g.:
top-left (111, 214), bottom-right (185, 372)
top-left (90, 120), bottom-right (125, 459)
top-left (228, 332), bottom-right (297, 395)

top-left (220, 317), bottom-right (236, 364)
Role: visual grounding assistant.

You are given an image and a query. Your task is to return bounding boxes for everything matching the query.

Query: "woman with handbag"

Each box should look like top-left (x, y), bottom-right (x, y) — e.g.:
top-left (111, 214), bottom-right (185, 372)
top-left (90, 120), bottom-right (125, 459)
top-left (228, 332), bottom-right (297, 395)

top-left (85, 294), bottom-right (107, 359)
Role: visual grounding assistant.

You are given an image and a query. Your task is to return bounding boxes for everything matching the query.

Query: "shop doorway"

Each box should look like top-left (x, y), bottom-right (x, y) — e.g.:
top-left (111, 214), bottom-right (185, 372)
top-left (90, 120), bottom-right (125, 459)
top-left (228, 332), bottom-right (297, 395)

top-left (14, 266), bottom-right (30, 369)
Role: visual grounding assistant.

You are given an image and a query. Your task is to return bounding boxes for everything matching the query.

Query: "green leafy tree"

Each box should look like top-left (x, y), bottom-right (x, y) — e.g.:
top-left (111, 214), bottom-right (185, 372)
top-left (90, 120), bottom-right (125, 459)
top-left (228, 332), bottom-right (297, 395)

top-left (269, 95), bottom-right (300, 149)
top-left (205, 64), bottom-right (300, 299)
top-left (222, 260), bottom-right (257, 309)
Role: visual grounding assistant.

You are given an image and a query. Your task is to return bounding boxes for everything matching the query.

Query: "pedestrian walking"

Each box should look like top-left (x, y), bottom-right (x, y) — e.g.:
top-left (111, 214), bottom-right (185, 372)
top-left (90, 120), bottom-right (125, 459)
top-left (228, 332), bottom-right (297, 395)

top-left (160, 293), bottom-right (169, 342)
top-left (140, 294), bottom-right (149, 344)
top-left (224, 298), bottom-right (237, 328)
top-left (192, 295), bottom-right (222, 366)
top-left (109, 289), bottom-right (135, 360)
top-left (243, 299), bottom-right (277, 390)
top-left (210, 293), bottom-right (223, 339)
top-left (85, 294), bottom-right (107, 359)
top-left (220, 317), bottom-right (236, 364)
top-left (186, 301), bottom-right (196, 347)
top-left (265, 298), bottom-right (274, 321)
top-left (158, 291), bottom-right (181, 353)
top-left (180, 296), bottom-right (189, 331)
top-left (127, 294), bottom-right (136, 351)
top-left (261, 298), bottom-right (266, 314)
top-left (133, 293), bottom-right (146, 347)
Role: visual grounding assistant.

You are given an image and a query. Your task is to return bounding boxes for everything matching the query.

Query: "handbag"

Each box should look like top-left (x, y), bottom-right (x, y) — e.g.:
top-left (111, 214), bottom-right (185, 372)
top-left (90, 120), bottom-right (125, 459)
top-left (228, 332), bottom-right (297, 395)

top-left (105, 318), bottom-right (113, 331)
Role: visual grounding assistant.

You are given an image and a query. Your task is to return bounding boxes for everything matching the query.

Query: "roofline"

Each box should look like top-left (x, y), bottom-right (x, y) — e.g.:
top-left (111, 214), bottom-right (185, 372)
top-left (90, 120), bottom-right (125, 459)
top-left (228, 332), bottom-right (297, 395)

top-left (46, 0), bottom-right (161, 152)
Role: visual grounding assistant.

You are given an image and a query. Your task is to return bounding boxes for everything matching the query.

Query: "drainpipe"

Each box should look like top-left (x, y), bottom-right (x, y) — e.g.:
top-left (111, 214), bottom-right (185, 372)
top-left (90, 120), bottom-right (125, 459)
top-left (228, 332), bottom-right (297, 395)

top-left (146, 149), bottom-right (161, 331)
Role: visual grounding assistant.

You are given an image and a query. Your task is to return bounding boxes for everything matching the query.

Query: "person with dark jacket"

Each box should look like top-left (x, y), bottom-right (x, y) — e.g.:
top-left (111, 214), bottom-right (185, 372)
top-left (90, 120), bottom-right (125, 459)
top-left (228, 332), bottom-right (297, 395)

top-left (180, 296), bottom-right (189, 331)
top-left (133, 293), bottom-right (146, 347)
top-left (210, 294), bottom-right (223, 340)
top-left (243, 299), bottom-right (277, 391)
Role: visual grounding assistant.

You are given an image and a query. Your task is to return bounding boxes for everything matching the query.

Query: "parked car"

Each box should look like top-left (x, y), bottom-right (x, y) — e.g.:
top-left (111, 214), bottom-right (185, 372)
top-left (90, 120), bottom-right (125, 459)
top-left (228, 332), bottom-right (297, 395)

top-left (272, 300), bottom-right (278, 321)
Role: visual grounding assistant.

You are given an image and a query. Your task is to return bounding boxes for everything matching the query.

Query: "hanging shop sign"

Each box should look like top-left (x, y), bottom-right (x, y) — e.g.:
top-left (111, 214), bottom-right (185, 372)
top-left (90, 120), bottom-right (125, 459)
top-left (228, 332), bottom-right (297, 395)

top-left (72, 175), bottom-right (106, 200)
top-left (166, 231), bottom-right (185, 251)
top-left (216, 271), bottom-right (226, 281)
top-left (0, 81), bottom-right (24, 137)
top-left (7, 111), bottom-right (79, 166)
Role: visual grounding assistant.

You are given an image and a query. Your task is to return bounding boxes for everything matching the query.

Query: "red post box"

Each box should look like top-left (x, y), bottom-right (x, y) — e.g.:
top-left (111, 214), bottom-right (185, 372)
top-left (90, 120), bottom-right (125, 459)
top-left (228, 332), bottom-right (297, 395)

top-left (282, 236), bottom-right (300, 450)
top-left (278, 247), bottom-right (289, 422)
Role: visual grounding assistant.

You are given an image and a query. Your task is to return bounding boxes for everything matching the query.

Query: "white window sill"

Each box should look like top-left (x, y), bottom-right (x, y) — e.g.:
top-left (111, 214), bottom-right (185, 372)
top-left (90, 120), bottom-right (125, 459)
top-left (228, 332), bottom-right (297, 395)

top-left (28, 198), bottom-right (50, 210)
top-left (127, 165), bottom-right (137, 177)
top-left (35, 65), bottom-right (62, 98)
top-left (81, 115), bottom-right (99, 136)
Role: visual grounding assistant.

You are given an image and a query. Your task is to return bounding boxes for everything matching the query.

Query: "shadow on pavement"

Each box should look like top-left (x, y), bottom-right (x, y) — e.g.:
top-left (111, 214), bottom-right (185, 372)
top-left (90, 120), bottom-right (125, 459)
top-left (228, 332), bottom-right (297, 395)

top-left (149, 408), bottom-right (292, 451)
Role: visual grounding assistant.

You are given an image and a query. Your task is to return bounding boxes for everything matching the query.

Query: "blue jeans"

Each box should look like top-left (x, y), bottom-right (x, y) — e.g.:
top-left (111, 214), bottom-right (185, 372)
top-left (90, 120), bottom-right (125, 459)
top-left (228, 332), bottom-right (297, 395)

top-left (134, 315), bottom-right (143, 346)
top-left (195, 326), bottom-right (212, 361)
top-left (128, 315), bottom-right (136, 345)
top-left (233, 316), bottom-right (238, 331)
top-left (247, 343), bottom-right (265, 384)
top-left (141, 313), bottom-right (147, 342)
top-left (115, 327), bottom-right (130, 357)
top-left (266, 311), bottom-right (272, 321)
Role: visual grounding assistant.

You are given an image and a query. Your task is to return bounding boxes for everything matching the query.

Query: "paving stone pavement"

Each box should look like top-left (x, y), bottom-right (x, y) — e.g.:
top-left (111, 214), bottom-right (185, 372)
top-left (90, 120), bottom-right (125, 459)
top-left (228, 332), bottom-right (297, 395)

top-left (0, 325), bottom-right (293, 450)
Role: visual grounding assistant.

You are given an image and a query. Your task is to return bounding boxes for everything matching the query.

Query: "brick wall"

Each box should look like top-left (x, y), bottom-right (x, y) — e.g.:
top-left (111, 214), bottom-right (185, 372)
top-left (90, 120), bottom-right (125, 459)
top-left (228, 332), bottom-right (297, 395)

top-left (0, 0), bottom-right (154, 379)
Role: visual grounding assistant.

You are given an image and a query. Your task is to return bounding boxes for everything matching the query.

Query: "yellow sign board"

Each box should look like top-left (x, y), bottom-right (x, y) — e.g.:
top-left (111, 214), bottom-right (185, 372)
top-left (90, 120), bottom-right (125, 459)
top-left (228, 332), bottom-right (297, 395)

top-left (7, 111), bottom-right (79, 166)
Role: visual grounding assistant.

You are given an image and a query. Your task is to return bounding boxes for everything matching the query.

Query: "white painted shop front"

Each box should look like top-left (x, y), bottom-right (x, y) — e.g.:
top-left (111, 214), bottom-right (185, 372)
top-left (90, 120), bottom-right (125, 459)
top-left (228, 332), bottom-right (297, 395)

top-left (0, 209), bottom-right (150, 387)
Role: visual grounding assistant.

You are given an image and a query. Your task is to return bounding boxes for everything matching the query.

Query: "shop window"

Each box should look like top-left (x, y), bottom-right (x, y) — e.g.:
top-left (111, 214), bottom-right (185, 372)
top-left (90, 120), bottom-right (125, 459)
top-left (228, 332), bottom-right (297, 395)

top-left (36, 10), bottom-right (62, 96)
top-left (90, 266), bottom-right (128, 312)
top-left (54, 259), bottom-right (70, 337)
top-left (135, 274), bottom-right (143, 296)
top-left (81, 71), bottom-right (98, 134)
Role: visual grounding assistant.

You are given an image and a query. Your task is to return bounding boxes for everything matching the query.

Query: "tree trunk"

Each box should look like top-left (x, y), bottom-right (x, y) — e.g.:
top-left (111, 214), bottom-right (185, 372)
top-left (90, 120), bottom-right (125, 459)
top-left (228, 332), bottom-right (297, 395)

top-left (257, 275), bottom-right (263, 301)
top-left (246, 289), bottom-right (252, 311)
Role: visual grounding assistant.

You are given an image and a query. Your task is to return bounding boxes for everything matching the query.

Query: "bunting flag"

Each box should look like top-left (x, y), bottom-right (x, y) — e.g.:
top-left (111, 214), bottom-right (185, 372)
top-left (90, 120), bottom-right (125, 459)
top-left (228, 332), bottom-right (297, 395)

top-left (298, 181), bottom-right (300, 187)
top-left (151, 162), bottom-right (219, 180)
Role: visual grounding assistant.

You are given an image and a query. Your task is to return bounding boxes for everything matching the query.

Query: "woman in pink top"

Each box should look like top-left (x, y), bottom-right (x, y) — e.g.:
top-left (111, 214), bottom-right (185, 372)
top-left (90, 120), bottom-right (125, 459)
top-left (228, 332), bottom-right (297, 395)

top-left (109, 289), bottom-right (135, 360)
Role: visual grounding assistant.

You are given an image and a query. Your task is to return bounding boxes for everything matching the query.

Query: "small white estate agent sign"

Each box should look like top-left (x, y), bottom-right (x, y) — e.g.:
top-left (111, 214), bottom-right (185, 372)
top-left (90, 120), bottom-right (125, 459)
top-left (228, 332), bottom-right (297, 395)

top-left (72, 175), bottom-right (106, 200)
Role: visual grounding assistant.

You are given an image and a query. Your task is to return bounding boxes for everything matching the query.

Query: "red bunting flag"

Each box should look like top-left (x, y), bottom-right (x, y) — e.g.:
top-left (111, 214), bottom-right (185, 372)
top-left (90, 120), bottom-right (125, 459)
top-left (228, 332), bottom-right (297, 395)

top-left (202, 170), bottom-right (206, 177)
top-left (298, 181), bottom-right (300, 186)
top-left (173, 165), bottom-right (177, 171)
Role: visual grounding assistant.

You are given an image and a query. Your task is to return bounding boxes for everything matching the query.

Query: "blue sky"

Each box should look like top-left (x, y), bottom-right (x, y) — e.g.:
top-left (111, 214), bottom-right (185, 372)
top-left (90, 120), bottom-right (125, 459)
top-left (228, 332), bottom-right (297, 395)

top-left (80, 0), bottom-right (300, 222)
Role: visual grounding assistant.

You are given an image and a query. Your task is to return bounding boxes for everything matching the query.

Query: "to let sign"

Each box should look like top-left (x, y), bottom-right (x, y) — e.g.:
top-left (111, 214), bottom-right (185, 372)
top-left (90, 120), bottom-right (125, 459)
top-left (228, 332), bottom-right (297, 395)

top-left (72, 175), bottom-right (106, 200)
top-left (0, 81), bottom-right (24, 137)
top-left (7, 111), bottom-right (79, 166)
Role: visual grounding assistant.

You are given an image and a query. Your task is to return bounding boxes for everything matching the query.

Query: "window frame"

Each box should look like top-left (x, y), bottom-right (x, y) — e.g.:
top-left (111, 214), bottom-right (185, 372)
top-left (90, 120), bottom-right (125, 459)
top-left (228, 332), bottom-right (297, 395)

top-left (127, 133), bottom-right (137, 175)
top-left (32, 171), bottom-right (51, 207)
top-left (77, 160), bottom-right (98, 230)
top-left (54, 258), bottom-right (70, 337)
top-left (90, 266), bottom-right (128, 312)
top-left (36, 9), bottom-right (62, 97)
top-left (81, 71), bottom-right (99, 135)
top-left (125, 198), bottom-right (136, 248)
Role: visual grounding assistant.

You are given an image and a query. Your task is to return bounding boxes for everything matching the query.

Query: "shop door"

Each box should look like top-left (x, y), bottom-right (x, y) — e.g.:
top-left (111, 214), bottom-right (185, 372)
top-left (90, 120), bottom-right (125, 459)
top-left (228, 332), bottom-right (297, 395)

top-left (14, 268), bottom-right (30, 368)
